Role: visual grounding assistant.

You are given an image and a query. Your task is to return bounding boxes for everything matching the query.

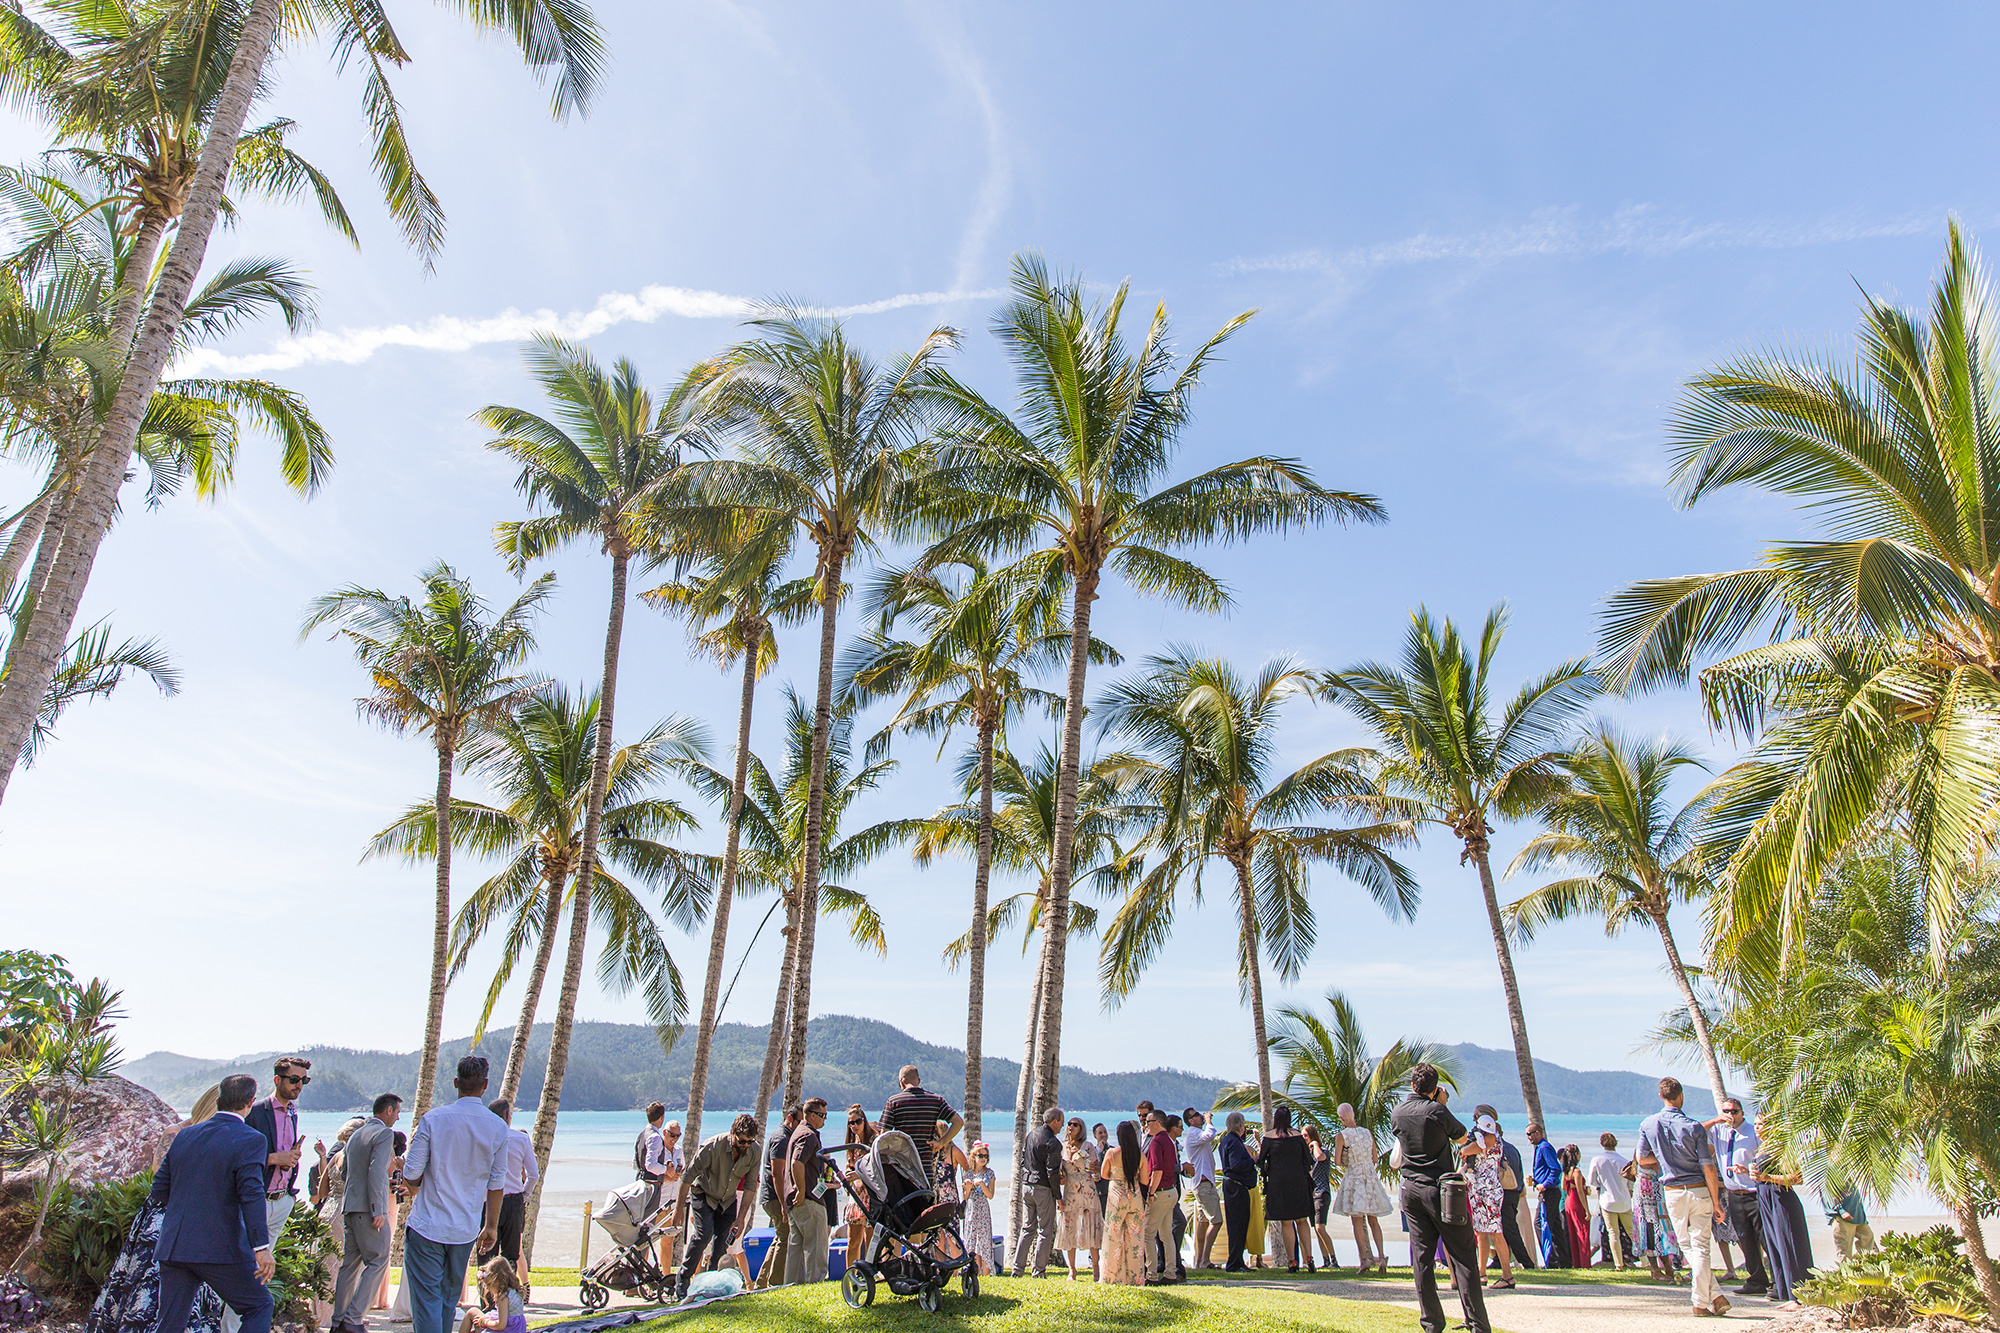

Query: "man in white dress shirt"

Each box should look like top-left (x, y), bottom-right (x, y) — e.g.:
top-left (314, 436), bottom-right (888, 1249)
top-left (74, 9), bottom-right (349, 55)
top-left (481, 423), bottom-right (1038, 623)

top-left (400, 1057), bottom-right (508, 1333)
top-left (1181, 1109), bottom-right (1220, 1270)
top-left (478, 1099), bottom-right (539, 1277)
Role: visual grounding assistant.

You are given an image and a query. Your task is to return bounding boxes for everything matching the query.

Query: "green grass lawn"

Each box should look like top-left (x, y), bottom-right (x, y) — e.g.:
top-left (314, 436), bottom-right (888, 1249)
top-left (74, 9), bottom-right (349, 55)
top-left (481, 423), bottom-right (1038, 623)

top-left (625, 1276), bottom-right (1484, 1333)
top-left (1184, 1261), bottom-right (1671, 1288)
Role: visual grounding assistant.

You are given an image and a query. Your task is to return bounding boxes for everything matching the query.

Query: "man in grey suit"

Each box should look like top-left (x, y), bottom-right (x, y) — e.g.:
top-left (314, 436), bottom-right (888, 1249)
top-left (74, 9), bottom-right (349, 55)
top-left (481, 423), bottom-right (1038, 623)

top-left (333, 1093), bottom-right (403, 1333)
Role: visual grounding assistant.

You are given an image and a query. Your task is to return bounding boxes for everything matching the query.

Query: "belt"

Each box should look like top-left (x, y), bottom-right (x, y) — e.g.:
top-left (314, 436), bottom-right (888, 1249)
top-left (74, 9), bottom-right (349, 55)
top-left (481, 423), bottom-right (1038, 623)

top-left (267, 1191), bottom-right (290, 1200)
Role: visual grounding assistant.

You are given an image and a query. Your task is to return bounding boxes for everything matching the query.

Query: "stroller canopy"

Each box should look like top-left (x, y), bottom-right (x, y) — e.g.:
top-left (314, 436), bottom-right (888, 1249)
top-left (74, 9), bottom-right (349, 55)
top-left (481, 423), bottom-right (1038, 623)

top-left (858, 1131), bottom-right (929, 1208)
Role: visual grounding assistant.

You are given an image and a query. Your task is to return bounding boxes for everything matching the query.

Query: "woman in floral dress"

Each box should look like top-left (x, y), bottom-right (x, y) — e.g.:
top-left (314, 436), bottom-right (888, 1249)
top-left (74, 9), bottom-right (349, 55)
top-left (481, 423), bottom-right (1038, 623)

top-left (1464, 1113), bottom-right (1515, 1288)
top-left (960, 1143), bottom-right (997, 1274)
top-left (1056, 1119), bottom-right (1103, 1279)
top-left (1633, 1158), bottom-right (1684, 1281)
top-left (87, 1088), bottom-right (226, 1333)
top-left (1098, 1121), bottom-right (1147, 1286)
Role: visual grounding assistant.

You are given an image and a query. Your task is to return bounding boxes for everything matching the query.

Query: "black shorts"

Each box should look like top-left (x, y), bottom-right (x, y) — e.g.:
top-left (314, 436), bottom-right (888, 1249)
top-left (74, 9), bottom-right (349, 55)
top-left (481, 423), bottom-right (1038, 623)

top-left (1314, 1191), bottom-right (1331, 1225)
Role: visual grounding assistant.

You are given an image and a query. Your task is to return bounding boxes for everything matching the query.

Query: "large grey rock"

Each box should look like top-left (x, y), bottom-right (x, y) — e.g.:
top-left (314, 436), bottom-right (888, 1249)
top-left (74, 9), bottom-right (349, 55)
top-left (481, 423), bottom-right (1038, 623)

top-left (2, 1074), bottom-right (183, 1188)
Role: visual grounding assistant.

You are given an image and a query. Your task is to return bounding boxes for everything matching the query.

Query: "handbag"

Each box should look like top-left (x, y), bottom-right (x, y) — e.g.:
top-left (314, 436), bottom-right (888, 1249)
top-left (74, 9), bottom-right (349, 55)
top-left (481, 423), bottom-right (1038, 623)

top-left (1499, 1159), bottom-right (1520, 1193)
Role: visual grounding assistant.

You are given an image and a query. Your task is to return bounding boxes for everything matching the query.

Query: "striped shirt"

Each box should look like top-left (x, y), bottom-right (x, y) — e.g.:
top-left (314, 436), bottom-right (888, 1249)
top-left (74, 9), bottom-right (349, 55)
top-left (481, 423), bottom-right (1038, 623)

top-left (881, 1086), bottom-right (955, 1179)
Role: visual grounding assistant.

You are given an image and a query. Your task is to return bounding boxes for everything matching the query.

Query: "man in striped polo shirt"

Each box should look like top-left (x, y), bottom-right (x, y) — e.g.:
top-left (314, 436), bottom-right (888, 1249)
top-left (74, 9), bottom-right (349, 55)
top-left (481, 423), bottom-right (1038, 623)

top-left (880, 1065), bottom-right (963, 1183)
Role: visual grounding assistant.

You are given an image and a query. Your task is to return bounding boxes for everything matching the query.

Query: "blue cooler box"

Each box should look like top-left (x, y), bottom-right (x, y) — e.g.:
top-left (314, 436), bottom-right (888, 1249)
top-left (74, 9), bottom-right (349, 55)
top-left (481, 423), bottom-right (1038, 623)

top-left (738, 1228), bottom-right (846, 1283)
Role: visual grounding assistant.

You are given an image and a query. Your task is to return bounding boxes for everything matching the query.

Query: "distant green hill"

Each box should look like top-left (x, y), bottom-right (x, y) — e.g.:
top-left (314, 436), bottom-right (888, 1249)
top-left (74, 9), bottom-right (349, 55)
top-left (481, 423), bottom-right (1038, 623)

top-left (123, 1016), bottom-right (1711, 1119)
top-left (122, 1014), bottom-right (1230, 1115)
top-left (1439, 1043), bottom-right (1718, 1118)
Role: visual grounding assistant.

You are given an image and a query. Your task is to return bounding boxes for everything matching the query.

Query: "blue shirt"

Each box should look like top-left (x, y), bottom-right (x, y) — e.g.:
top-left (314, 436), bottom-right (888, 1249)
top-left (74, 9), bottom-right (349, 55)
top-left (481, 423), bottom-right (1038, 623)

top-left (1638, 1105), bottom-right (1717, 1190)
top-left (1710, 1120), bottom-right (1759, 1193)
top-left (1531, 1139), bottom-right (1561, 1188)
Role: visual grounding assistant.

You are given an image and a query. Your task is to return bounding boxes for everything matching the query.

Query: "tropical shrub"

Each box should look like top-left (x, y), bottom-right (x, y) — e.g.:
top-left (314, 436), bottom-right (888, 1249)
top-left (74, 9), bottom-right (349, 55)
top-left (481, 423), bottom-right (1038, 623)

top-left (36, 1170), bottom-right (150, 1301)
top-left (270, 1203), bottom-right (334, 1321)
top-left (1797, 1226), bottom-right (1985, 1325)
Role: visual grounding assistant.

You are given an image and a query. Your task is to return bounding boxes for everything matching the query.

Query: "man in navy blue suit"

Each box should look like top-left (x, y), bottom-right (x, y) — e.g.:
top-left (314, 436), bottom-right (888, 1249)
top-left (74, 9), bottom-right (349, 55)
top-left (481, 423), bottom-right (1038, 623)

top-left (153, 1074), bottom-right (277, 1333)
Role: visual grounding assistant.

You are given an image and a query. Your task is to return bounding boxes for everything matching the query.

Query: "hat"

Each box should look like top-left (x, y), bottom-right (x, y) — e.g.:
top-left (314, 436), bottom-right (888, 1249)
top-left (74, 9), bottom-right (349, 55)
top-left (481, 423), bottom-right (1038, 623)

top-left (1475, 1114), bottom-right (1499, 1135)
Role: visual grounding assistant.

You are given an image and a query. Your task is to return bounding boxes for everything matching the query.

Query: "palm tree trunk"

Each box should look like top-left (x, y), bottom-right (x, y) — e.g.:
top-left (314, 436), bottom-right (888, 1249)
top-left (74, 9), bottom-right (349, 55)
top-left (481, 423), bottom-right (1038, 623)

top-left (521, 872), bottom-right (592, 1272)
top-left (1029, 565), bottom-right (1099, 1117)
top-left (412, 734), bottom-right (457, 1121)
top-left (685, 625), bottom-right (762, 1148)
top-left (1007, 941), bottom-right (1046, 1263)
top-left (784, 550), bottom-right (845, 1105)
top-left (963, 716), bottom-right (996, 1156)
top-left (520, 546), bottom-right (629, 1269)
top-left (1234, 859), bottom-right (1276, 1130)
top-left (3, 469), bottom-right (78, 685)
top-left (109, 214), bottom-right (169, 353)
top-left (0, 0), bottom-right (284, 803)
top-left (1471, 841), bottom-right (1545, 1127)
top-left (498, 870), bottom-right (568, 1104)
top-left (1953, 1195), bottom-right (2000, 1314)
top-left (743, 889), bottom-right (799, 1284)
top-left (0, 484), bottom-right (54, 598)
top-left (1651, 908), bottom-right (1728, 1111)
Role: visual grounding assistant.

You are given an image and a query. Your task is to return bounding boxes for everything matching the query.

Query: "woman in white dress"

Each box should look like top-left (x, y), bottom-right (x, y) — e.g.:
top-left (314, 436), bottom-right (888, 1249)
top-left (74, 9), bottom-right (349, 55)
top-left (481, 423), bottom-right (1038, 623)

top-left (1329, 1102), bottom-right (1393, 1274)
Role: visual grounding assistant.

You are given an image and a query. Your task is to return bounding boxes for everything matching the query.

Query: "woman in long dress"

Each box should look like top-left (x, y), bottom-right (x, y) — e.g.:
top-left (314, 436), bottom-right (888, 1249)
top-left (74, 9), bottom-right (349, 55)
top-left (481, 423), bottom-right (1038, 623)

top-left (86, 1086), bottom-right (227, 1333)
top-left (1056, 1119), bottom-right (1103, 1280)
top-left (1632, 1159), bottom-right (1683, 1281)
top-left (960, 1143), bottom-right (997, 1275)
top-left (1098, 1121), bottom-right (1147, 1286)
top-left (1464, 1114), bottom-right (1515, 1288)
top-left (1329, 1103), bottom-right (1393, 1274)
top-left (1752, 1121), bottom-right (1813, 1312)
top-left (929, 1121), bottom-right (971, 1261)
top-left (1560, 1146), bottom-right (1594, 1268)
top-left (1257, 1107), bottom-right (1315, 1272)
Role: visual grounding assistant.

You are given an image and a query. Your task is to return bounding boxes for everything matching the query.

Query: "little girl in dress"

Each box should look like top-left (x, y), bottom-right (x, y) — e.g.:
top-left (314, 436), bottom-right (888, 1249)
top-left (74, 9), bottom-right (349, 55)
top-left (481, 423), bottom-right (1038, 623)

top-left (458, 1259), bottom-right (527, 1333)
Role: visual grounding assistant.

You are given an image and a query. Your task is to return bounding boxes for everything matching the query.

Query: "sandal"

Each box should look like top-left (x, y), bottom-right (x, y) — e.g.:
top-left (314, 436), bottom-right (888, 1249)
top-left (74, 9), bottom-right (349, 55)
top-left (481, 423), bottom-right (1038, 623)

top-left (1490, 1279), bottom-right (1516, 1290)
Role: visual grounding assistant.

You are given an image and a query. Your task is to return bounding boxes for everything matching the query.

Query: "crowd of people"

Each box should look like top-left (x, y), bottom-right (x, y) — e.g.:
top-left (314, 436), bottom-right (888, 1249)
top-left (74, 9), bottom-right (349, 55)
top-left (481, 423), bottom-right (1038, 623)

top-left (1391, 1072), bottom-right (1849, 1333)
top-left (87, 1053), bottom-right (1864, 1333)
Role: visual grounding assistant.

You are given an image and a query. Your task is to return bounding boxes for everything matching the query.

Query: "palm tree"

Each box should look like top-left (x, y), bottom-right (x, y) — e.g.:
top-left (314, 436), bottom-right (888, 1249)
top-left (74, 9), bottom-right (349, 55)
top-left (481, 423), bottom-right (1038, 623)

top-left (482, 338), bottom-right (710, 1185)
top-left (1216, 988), bottom-right (1459, 1184)
top-left (1598, 224), bottom-right (2000, 976)
top-left (918, 253), bottom-right (1388, 1119)
top-left (364, 686), bottom-right (714, 1105)
top-left (0, 0), bottom-right (604, 802)
top-left (1503, 725), bottom-right (1731, 1109)
top-left (686, 689), bottom-right (915, 1202)
top-left (676, 309), bottom-right (955, 1105)
top-left (916, 742), bottom-right (1148, 1256)
top-left (302, 563), bottom-right (552, 1121)
top-left (1323, 606), bottom-right (1595, 1129)
top-left (839, 554), bottom-right (1085, 1154)
top-left (1692, 843), bottom-right (2000, 1311)
top-left (18, 622), bottom-right (178, 764)
top-left (1095, 650), bottom-right (1419, 1130)
top-left (637, 549), bottom-right (815, 1149)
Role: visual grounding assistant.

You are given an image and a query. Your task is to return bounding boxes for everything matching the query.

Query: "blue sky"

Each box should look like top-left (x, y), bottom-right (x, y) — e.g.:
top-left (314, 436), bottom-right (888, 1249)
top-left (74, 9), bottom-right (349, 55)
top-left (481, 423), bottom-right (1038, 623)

top-left (7, 2), bottom-right (1996, 1089)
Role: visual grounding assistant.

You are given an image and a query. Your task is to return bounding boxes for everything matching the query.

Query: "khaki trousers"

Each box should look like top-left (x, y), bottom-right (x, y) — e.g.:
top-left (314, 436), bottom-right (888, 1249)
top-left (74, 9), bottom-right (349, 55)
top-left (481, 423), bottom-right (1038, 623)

top-left (1834, 1219), bottom-right (1877, 1260)
top-left (1141, 1189), bottom-right (1177, 1282)
top-left (1665, 1186), bottom-right (1719, 1311)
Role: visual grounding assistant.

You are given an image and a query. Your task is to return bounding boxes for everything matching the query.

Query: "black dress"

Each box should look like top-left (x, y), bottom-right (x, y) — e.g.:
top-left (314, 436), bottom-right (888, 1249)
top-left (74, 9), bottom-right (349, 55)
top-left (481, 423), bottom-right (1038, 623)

top-left (1257, 1132), bottom-right (1314, 1223)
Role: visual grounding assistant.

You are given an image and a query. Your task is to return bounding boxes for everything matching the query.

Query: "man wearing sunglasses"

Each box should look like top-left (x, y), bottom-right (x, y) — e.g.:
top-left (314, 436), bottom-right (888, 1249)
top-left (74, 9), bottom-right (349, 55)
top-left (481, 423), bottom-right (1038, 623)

top-left (232, 1058), bottom-right (309, 1333)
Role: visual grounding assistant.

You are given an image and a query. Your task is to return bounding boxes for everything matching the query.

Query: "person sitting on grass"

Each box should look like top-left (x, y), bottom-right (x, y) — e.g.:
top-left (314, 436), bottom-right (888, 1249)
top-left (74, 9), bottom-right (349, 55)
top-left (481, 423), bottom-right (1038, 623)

top-left (456, 1259), bottom-right (525, 1333)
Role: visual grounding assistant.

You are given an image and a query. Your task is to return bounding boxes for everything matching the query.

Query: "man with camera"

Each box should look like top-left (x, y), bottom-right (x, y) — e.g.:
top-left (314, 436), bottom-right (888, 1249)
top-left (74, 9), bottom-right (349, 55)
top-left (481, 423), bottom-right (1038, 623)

top-left (1390, 1063), bottom-right (1489, 1333)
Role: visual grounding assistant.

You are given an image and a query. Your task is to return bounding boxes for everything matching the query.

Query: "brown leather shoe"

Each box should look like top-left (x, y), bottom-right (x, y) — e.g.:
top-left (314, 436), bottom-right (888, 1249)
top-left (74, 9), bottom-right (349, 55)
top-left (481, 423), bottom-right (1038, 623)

top-left (1710, 1294), bottom-right (1732, 1315)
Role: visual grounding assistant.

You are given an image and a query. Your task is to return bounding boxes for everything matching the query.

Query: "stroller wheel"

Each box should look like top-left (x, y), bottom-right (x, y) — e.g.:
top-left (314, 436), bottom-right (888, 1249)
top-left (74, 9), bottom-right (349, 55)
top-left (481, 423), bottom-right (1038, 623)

top-left (917, 1283), bottom-right (943, 1314)
top-left (961, 1266), bottom-right (979, 1300)
top-left (578, 1281), bottom-right (608, 1312)
top-left (842, 1264), bottom-right (876, 1310)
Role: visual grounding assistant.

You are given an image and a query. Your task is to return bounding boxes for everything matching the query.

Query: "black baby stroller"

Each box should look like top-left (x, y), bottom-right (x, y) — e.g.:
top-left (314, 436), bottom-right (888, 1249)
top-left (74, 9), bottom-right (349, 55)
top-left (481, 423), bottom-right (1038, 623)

top-left (827, 1130), bottom-right (978, 1312)
top-left (577, 1180), bottom-right (676, 1309)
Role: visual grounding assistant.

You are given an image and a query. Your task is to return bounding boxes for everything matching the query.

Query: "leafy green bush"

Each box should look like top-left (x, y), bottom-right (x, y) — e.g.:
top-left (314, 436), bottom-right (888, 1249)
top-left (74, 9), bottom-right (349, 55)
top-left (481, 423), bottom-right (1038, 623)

top-left (1797, 1225), bottom-right (1985, 1324)
top-left (271, 1203), bottom-right (335, 1321)
top-left (37, 1171), bottom-right (152, 1303)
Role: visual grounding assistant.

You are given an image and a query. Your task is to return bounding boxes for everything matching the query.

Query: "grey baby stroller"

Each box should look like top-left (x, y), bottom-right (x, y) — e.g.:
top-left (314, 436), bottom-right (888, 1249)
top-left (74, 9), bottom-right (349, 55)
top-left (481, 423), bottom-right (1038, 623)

top-left (577, 1180), bottom-right (676, 1309)
top-left (828, 1131), bottom-right (978, 1312)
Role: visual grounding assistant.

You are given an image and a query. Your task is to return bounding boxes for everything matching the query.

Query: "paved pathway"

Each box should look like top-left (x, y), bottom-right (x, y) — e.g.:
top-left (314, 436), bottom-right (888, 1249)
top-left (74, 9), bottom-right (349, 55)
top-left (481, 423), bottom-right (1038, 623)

top-left (1257, 1276), bottom-right (1791, 1332)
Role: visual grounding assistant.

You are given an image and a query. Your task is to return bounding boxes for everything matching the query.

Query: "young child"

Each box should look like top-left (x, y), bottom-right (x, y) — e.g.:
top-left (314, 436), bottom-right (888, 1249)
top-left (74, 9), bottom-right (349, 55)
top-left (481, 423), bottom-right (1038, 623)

top-left (458, 1258), bottom-right (527, 1333)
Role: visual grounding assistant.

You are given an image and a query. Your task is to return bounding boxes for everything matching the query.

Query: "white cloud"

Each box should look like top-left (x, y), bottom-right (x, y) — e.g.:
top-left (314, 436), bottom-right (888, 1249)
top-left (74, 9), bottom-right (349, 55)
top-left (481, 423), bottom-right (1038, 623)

top-left (1221, 204), bottom-right (1941, 284)
top-left (170, 283), bottom-right (1003, 377)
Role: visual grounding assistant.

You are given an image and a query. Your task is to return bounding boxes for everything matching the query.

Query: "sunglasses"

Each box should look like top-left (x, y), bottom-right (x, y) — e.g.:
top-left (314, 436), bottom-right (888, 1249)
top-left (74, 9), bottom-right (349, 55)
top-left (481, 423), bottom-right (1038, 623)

top-left (279, 1074), bottom-right (311, 1085)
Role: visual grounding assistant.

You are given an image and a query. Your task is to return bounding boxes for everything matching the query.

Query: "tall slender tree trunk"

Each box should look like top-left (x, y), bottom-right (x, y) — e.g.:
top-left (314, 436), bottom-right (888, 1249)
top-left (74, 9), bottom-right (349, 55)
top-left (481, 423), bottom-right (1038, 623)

top-left (1007, 937), bottom-right (1046, 1263)
top-left (1953, 1195), bottom-right (2000, 1314)
top-left (0, 485), bottom-right (54, 597)
top-left (686, 625), bottom-right (762, 1147)
top-left (521, 873), bottom-right (592, 1272)
top-left (413, 734), bottom-right (458, 1120)
top-left (109, 214), bottom-right (170, 353)
top-left (3, 471), bottom-right (77, 685)
top-left (963, 716), bottom-right (996, 1155)
top-left (1469, 835), bottom-right (1545, 1127)
top-left (785, 550), bottom-right (845, 1105)
top-left (1652, 908), bottom-right (1728, 1112)
top-left (498, 870), bottom-right (568, 1104)
top-left (521, 546), bottom-right (629, 1269)
top-left (745, 893), bottom-right (799, 1288)
top-left (1029, 566), bottom-right (1099, 1118)
top-left (0, 0), bottom-right (284, 802)
top-left (1234, 860), bottom-right (1275, 1130)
